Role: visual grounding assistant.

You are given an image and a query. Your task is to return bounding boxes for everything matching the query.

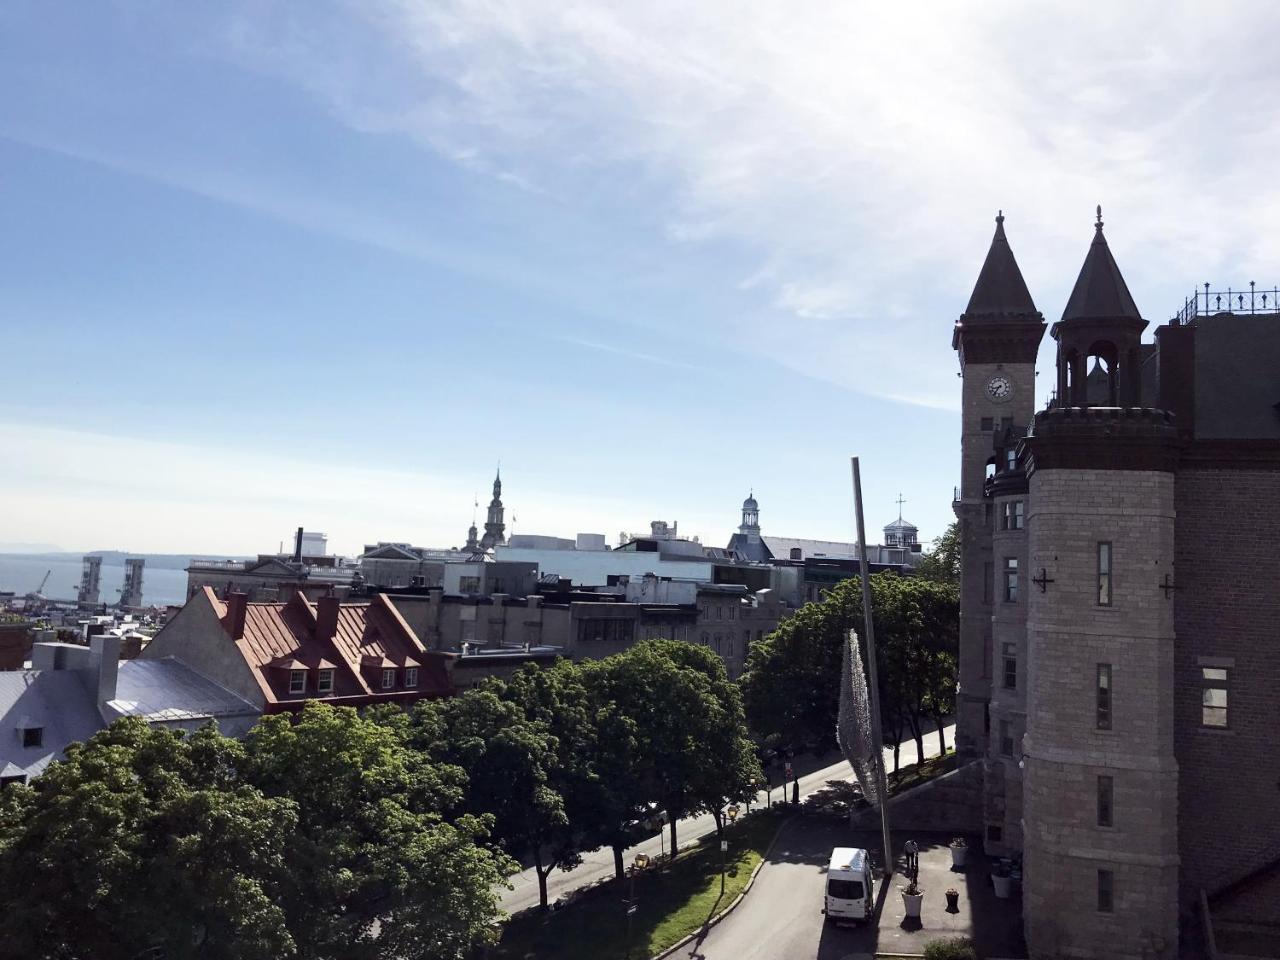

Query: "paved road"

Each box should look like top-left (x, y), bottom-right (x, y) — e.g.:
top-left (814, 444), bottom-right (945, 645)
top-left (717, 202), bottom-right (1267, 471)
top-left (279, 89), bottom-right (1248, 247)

top-left (500, 724), bottom-right (954, 915)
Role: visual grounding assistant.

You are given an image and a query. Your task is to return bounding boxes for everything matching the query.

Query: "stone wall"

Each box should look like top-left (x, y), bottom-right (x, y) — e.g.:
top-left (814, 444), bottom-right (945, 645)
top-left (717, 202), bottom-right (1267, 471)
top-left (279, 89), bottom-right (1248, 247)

top-left (1173, 464), bottom-right (1280, 903)
top-left (1023, 466), bottom-right (1179, 960)
top-left (850, 759), bottom-right (984, 833)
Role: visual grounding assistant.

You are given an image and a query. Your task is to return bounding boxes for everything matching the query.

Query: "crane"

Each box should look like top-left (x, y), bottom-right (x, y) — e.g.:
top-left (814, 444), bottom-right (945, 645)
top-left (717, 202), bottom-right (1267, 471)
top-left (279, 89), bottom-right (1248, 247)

top-left (24, 569), bottom-right (51, 601)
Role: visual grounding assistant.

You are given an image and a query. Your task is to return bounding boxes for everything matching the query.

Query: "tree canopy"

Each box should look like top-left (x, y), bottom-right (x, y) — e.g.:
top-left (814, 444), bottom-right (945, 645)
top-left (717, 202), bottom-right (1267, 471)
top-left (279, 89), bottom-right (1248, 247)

top-left (739, 572), bottom-right (958, 772)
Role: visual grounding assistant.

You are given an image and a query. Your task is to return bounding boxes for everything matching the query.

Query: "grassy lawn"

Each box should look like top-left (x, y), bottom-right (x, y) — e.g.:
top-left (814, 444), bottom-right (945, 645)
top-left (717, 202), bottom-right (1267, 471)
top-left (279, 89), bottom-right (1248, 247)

top-left (494, 809), bottom-right (786, 960)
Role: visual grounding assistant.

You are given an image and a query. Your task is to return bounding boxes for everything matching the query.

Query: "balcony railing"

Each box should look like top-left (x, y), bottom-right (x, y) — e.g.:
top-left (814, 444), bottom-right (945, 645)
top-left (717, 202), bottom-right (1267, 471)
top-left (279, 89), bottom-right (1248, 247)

top-left (1173, 283), bottom-right (1280, 324)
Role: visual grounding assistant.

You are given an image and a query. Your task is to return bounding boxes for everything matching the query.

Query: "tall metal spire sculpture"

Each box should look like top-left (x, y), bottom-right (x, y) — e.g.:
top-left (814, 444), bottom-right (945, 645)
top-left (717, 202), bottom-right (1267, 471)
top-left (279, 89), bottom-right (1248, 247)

top-left (837, 627), bottom-right (882, 808)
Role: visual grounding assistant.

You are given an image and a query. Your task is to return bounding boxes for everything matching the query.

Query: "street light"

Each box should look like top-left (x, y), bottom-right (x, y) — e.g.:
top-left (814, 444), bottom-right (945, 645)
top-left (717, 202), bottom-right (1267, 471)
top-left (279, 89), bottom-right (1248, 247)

top-left (626, 853), bottom-right (650, 959)
top-left (720, 805), bottom-right (741, 895)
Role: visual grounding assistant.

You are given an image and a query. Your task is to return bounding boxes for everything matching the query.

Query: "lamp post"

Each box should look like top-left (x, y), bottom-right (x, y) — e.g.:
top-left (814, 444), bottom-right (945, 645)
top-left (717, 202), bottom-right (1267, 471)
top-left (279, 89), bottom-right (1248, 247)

top-left (720, 805), bottom-right (740, 895)
top-left (626, 853), bottom-right (650, 959)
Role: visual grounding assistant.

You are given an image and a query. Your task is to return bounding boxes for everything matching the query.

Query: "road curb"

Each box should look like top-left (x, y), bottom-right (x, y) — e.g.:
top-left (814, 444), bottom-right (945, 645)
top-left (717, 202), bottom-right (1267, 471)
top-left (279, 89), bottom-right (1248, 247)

top-left (650, 814), bottom-right (795, 960)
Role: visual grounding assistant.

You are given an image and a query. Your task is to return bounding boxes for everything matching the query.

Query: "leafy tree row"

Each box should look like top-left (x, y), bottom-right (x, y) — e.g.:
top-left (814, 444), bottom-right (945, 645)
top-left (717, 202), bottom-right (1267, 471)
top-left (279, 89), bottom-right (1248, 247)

top-left (739, 570), bottom-right (959, 775)
top-left (0, 638), bottom-right (761, 958)
top-left (412, 638), bottom-right (762, 910)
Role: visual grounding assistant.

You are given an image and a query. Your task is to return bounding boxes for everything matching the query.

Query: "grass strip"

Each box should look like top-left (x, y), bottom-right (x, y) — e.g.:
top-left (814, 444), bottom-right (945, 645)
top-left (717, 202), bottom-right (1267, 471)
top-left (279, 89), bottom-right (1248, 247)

top-left (494, 809), bottom-right (785, 960)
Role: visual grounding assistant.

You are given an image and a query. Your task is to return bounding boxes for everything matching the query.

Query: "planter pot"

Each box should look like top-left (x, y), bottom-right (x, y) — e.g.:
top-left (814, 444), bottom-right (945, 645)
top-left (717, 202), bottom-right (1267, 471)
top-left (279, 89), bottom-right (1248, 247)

top-left (993, 874), bottom-right (1014, 899)
top-left (950, 845), bottom-right (968, 868)
top-left (901, 890), bottom-right (924, 919)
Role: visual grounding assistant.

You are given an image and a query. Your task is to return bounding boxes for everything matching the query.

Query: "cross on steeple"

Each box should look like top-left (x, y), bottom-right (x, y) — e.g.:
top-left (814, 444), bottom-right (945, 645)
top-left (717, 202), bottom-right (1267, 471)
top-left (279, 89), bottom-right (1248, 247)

top-left (895, 493), bottom-right (907, 521)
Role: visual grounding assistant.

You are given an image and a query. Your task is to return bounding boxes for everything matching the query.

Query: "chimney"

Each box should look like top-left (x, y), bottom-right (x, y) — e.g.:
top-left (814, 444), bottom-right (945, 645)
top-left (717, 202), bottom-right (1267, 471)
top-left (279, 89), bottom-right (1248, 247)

top-left (316, 594), bottom-right (340, 642)
top-left (89, 635), bottom-right (121, 710)
top-left (293, 526), bottom-right (304, 563)
top-left (225, 592), bottom-right (248, 640)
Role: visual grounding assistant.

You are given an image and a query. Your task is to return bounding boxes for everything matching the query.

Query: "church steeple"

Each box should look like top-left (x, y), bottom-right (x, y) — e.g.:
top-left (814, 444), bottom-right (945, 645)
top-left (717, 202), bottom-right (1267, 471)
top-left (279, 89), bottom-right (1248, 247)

top-left (963, 210), bottom-right (1039, 319)
top-left (479, 467), bottom-right (506, 551)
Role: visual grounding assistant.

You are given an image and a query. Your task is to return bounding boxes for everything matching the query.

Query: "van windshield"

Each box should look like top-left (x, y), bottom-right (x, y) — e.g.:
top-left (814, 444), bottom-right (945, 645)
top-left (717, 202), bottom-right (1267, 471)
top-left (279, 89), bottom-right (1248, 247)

top-left (827, 878), bottom-right (864, 900)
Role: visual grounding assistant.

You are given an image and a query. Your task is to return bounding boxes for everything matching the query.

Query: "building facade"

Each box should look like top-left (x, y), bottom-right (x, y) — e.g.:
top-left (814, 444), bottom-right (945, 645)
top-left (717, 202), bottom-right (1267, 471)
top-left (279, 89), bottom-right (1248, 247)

top-left (953, 210), bottom-right (1280, 958)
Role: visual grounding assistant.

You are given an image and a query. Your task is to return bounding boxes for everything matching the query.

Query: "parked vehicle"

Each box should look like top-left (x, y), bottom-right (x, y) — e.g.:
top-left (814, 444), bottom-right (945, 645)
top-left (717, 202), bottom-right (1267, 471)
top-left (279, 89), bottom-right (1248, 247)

top-left (824, 847), bottom-right (874, 924)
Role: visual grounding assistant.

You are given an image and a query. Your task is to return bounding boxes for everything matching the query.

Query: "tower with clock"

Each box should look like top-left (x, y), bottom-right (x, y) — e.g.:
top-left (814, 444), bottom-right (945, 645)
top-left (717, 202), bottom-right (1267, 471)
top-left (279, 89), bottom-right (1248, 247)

top-left (951, 212), bottom-right (1046, 761)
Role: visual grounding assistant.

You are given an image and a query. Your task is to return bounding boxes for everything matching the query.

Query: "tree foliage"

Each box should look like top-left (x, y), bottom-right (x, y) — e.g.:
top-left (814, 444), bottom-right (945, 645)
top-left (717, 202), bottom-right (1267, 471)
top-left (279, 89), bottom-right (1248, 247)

top-left (740, 572), bottom-right (958, 772)
top-left (0, 720), bottom-right (296, 960)
top-left (914, 521), bottom-right (961, 584)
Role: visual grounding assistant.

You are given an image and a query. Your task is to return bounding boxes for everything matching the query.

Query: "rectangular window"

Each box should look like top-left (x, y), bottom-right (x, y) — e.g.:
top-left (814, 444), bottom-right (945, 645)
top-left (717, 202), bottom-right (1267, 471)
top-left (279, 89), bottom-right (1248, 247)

top-left (1005, 447), bottom-right (1017, 471)
top-left (1097, 542), bottom-right (1112, 606)
top-left (986, 823), bottom-right (1003, 843)
top-left (1201, 667), bottom-right (1229, 728)
top-left (20, 726), bottom-right (42, 749)
top-left (1097, 775), bottom-right (1114, 827)
top-left (381, 668), bottom-right (396, 690)
top-left (726, 636), bottom-right (734, 657)
top-left (1001, 500), bottom-right (1025, 530)
top-left (715, 606), bottom-right (723, 621)
top-left (980, 416), bottom-right (994, 432)
top-left (1000, 416), bottom-right (1013, 432)
top-left (728, 605), bottom-right (735, 621)
top-left (317, 669), bottom-right (335, 693)
top-left (983, 561), bottom-right (994, 604)
top-left (1097, 870), bottom-right (1114, 913)
top-left (1096, 664), bottom-right (1112, 730)
top-left (289, 670), bottom-right (306, 695)
top-left (1003, 557), bottom-right (1019, 603)
top-left (405, 667), bottom-right (418, 688)
top-left (1002, 642), bottom-right (1017, 690)
top-left (999, 719), bottom-right (1013, 757)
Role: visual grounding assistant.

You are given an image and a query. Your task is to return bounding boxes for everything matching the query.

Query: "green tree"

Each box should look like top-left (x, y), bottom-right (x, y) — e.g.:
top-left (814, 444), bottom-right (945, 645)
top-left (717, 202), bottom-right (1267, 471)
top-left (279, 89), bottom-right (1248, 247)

top-left (0, 719), bottom-right (296, 960)
top-left (740, 573), bottom-right (958, 774)
top-left (417, 684), bottom-right (571, 912)
top-left (915, 521), bottom-right (961, 584)
top-left (245, 702), bottom-right (510, 959)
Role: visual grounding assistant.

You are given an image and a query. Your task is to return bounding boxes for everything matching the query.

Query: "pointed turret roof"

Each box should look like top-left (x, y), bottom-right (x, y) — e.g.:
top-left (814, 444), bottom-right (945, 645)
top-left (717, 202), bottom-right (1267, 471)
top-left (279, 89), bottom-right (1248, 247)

top-left (963, 211), bottom-right (1039, 319)
top-left (1061, 207), bottom-right (1141, 322)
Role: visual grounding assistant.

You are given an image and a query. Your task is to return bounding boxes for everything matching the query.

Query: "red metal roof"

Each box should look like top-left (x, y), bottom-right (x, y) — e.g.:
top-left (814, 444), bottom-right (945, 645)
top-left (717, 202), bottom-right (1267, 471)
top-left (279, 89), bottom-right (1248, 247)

top-left (205, 587), bottom-right (452, 707)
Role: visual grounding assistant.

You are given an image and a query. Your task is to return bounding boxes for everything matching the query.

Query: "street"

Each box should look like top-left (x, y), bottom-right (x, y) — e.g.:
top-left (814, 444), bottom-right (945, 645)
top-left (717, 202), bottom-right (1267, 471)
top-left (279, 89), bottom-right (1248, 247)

top-left (500, 724), bottom-right (954, 914)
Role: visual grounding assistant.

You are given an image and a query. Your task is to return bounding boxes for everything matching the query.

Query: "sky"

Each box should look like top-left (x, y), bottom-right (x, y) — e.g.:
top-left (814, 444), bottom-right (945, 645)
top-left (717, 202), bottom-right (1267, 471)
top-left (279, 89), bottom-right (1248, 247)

top-left (3, 1), bottom-right (1280, 556)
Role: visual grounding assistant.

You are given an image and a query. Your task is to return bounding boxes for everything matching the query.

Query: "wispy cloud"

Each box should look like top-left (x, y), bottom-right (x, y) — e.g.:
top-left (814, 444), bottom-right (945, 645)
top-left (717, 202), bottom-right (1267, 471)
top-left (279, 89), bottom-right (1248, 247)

top-left (218, 0), bottom-right (1280, 408)
top-left (551, 335), bottom-right (701, 372)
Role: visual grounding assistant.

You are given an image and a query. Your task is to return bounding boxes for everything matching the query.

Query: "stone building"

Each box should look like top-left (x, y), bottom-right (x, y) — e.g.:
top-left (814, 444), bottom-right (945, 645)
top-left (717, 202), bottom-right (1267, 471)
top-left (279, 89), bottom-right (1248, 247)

top-left (953, 209), bottom-right (1280, 958)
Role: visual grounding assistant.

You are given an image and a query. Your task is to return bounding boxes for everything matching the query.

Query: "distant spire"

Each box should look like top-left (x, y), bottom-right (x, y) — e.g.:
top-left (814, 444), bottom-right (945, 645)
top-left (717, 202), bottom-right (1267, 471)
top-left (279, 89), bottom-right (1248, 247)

top-left (895, 493), bottom-right (907, 521)
top-left (1096, 204), bottom-right (1103, 229)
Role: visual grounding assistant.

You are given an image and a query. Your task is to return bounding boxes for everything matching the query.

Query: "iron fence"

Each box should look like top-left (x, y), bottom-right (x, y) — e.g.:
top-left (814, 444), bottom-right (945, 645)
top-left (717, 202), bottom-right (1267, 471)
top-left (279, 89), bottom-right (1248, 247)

top-left (1174, 282), bottom-right (1280, 324)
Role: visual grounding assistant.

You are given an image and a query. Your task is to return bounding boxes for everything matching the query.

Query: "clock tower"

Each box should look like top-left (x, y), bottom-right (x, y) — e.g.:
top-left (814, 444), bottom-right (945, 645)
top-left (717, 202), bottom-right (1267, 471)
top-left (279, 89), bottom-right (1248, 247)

top-left (952, 212), bottom-right (1046, 758)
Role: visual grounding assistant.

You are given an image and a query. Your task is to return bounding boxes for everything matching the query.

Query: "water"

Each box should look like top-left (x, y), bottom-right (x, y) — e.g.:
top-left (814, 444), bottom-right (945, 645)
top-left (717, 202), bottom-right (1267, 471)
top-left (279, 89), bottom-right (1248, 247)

top-left (0, 554), bottom-right (189, 607)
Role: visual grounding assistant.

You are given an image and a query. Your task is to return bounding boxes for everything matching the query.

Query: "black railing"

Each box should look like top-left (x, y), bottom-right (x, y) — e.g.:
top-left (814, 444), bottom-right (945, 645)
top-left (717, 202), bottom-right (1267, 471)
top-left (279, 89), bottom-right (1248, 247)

top-left (1174, 282), bottom-right (1280, 324)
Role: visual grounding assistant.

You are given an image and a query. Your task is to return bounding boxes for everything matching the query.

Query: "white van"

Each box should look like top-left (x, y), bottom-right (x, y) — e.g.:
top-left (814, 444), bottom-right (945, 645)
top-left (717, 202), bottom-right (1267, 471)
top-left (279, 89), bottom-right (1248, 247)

top-left (824, 847), bottom-right (874, 924)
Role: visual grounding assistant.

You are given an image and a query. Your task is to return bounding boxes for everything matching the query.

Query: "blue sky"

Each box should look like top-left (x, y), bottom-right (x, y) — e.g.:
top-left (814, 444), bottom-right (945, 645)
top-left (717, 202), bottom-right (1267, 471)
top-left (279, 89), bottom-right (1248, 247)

top-left (3, 2), bottom-right (1279, 556)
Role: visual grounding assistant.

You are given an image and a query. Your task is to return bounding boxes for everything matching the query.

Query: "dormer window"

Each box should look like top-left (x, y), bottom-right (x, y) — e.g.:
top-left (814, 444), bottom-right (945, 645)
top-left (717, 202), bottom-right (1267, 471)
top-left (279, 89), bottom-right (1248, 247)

top-left (317, 669), bottom-right (335, 694)
top-left (404, 667), bottom-right (418, 688)
top-left (21, 726), bottom-right (42, 749)
top-left (381, 668), bottom-right (396, 690)
top-left (289, 669), bottom-right (307, 695)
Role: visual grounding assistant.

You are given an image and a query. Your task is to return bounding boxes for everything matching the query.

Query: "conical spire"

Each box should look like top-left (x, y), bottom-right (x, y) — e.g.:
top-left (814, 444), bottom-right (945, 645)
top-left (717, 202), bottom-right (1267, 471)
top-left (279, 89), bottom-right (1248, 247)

top-left (1061, 206), bottom-right (1141, 322)
top-left (962, 210), bottom-right (1039, 319)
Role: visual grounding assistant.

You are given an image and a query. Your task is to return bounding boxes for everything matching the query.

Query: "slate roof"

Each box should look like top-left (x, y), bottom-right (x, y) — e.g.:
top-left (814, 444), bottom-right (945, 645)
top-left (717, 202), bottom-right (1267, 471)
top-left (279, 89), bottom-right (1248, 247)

top-left (106, 658), bottom-right (259, 725)
top-left (0, 670), bottom-right (102, 781)
top-left (962, 213), bottom-right (1040, 319)
top-left (1062, 215), bottom-right (1141, 322)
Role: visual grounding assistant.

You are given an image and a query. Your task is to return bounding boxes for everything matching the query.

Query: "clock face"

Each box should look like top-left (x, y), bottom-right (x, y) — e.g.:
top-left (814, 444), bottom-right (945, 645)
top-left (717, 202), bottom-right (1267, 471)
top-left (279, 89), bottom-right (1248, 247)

top-left (987, 376), bottom-right (1012, 402)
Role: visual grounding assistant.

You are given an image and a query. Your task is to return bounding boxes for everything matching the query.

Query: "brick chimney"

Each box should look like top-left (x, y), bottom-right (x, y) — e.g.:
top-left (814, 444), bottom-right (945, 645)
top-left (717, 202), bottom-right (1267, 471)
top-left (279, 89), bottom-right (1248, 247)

top-left (225, 592), bottom-right (248, 640)
top-left (316, 595), bottom-right (340, 643)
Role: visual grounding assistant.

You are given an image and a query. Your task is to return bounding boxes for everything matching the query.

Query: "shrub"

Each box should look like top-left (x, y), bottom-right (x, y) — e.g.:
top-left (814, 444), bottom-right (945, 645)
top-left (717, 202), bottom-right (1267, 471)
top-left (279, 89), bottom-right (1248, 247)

top-left (923, 935), bottom-right (979, 960)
